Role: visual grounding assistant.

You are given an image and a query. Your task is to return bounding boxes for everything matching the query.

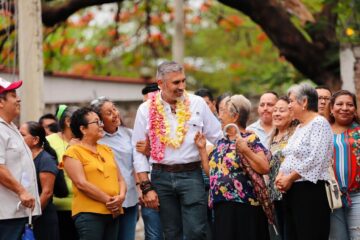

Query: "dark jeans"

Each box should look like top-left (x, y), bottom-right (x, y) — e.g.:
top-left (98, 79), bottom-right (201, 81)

top-left (73, 213), bottom-right (119, 240)
top-left (151, 167), bottom-right (207, 240)
top-left (34, 203), bottom-right (60, 240)
top-left (283, 181), bottom-right (330, 240)
top-left (142, 206), bottom-right (164, 240)
top-left (0, 217), bottom-right (27, 240)
top-left (118, 205), bottom-right (138, 240)
top-left (57, 210), bottom-right (78, 240)
top-left (213, 201), bottom-right (269, 240)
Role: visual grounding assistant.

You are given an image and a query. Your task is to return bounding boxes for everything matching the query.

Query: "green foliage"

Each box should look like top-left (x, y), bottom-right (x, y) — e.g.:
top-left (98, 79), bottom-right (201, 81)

top-left (184, 2), bottom-right (300, 96)
top-left (336, 0), bottom-right (360, 43)
top-left (2, 0), bottom-right (349, 96)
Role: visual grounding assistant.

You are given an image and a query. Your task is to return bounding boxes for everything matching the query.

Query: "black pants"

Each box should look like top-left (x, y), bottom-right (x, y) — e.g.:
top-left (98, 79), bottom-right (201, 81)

top-left (34, 203), bottom-right (60, 240)
top-left (213, 202), bottom-right (269, 240)
top-left (283, 181), bottom-right (330, 240)
top-left (57, 210), bottom-right (78, 240)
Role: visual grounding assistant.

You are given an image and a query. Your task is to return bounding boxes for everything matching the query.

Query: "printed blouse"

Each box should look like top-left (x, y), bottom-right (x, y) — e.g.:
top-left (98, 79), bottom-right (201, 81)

top-left (333, 122), bottom-right (360, 203)
top-left (267, 131), bottom-right (292, 201)
top-left (208, 132), bottom-right (270, 208)
top-left (280, 116), bottom-right (332, 183)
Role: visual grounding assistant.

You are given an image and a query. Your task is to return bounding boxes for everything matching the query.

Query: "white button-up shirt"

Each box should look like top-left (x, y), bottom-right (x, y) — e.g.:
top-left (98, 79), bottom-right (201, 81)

top-left (132, 93), bottom-right (222, 173)
top-left (0, 117), bottom-right (41, 220)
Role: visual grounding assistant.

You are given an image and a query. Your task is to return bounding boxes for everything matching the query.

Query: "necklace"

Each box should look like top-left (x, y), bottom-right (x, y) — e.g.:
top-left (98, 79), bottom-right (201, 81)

top-left (148, 91), bottom-right (191, 162)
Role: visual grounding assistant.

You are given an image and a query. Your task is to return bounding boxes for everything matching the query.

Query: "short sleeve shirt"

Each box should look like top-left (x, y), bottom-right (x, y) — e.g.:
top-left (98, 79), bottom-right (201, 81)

top-left (63, 144), bottom-right (120, 216)
top-left (46, 133), bottom-right (73, 211)
top-left (34, 150), bottom-right (59, 195)
top-left (0, 117), bottom-right (41, 220)
top-left (208, 132), bottom-right (270, 208)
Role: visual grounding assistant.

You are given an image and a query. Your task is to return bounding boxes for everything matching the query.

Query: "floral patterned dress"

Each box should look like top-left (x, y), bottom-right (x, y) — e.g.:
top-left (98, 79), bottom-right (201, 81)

top-left (267, 133), bottom-right (292, 202)
top-left (208, 132), bottom-right (271, 209)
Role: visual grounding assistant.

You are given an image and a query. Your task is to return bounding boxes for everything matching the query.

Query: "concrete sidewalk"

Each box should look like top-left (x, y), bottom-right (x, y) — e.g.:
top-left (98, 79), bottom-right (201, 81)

top-left (135, 216), bottom-right (145, 240)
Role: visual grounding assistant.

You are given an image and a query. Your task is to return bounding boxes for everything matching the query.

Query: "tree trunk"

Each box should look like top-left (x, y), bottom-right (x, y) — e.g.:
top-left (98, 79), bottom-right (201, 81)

top-left (218, 0), bottom-right (341, 89)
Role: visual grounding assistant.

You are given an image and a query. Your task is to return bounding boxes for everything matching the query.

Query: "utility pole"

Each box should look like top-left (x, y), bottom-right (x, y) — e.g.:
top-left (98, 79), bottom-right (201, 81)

top-left (172, 0), bottom-right (184, 64)
top-left (18, 0), bottom-right (44, 123)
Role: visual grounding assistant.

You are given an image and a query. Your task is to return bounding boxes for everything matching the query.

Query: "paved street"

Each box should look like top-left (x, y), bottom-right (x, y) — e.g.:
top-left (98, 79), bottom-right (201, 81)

top-left (135, 216), bottom-right (145, 240)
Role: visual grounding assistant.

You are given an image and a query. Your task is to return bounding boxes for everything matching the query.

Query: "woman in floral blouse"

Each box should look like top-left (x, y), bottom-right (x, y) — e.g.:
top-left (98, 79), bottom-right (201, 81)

top-left (267, 96), bottom-right (298, 239)
top-left (328, 90), bottom-right (360, 240)
top-left (195, 94), bottom-right (271, 240)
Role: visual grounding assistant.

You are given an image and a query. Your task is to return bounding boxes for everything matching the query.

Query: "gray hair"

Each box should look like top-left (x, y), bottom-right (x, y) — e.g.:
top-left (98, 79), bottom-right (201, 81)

top-left (90, 96), bottom-right (112, 118)
top-left (225, 95), bottom-right (252, 128)
top-left (90, 96), bottom-right (126, 127)
top-left (287, 83), bottom-right (318, 112)
top-left (156, 61), bottom-right (184, 81)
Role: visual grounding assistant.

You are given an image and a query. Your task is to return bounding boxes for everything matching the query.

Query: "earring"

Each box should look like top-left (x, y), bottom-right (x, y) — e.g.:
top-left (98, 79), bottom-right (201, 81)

top-left (302, 106), bottom-right (305, 111)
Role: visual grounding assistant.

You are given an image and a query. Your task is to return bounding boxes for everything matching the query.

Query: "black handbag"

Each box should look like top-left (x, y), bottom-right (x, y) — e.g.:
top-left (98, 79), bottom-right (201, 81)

top-left (53, 168), bottom-right (69, 198)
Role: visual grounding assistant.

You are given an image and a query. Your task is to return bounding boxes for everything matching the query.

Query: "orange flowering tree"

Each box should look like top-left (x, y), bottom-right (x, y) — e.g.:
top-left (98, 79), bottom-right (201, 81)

top-left (0, 0), bottom-right (356, 94)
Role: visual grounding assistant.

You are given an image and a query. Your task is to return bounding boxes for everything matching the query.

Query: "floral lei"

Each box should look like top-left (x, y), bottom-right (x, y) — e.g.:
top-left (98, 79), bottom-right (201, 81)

top-left (148, 91), bottom-right (191, 162)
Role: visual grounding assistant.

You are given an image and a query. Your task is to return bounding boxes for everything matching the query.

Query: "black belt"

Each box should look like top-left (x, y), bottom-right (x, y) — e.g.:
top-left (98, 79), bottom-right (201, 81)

top-left (152, 162), bottom-right (201, 173)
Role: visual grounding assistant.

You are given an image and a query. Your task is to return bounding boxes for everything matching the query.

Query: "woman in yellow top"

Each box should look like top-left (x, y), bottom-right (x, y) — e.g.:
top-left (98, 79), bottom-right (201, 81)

top-left (63, 107), bottom-right (127, 240)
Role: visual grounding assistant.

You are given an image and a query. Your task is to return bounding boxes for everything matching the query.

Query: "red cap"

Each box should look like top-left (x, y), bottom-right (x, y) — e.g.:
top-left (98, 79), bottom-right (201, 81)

top-left (0, 77), bottom-right (22, 94)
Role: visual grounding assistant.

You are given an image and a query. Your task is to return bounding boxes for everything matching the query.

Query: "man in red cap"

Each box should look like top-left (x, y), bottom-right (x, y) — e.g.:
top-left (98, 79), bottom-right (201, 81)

top-left (0, 77), bottom-right (41, 239)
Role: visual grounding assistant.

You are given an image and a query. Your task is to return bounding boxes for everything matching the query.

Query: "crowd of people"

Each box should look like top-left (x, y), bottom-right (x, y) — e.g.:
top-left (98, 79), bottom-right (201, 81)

top-left (0, 61), bottom-right (359, 240)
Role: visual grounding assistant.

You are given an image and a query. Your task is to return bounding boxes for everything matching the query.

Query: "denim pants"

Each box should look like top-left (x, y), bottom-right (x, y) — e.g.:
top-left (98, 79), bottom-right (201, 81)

top-left (142, 206), bottom-right (164, 240)
top-left (151, 167), bottom-right (207, 240)
top-left (118, 204), bottom-right (138, 240)
top-left (329, 192), bottom-right (360, 240)
top-left (0, 217), bottom-right (27, 240)
top-left (74, 213), bottom-right (119, 240)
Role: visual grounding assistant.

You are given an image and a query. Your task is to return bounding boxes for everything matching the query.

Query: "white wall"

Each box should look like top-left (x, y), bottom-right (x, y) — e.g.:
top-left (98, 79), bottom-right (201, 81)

top-left (0, 73), bottom-right (144, 104)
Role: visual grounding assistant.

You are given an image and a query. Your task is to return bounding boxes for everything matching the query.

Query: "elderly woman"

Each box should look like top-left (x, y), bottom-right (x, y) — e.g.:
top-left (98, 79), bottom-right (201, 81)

top-left (46, 105), bottom-right (78, 240)
top-left (63, 107), bottom-right (127, 239)
top-left (195, 94), bottom-right (271, 240)
top-left (267, 96), bottom-right (298, 238)
top-left (275, 83), bottom-right (333, 239)
top-left (91, 97), bottom-right (139, 240)
top-left (328, 90), bottom-right (360, 240)
top-left (19, 121), bottom-right (59, 240)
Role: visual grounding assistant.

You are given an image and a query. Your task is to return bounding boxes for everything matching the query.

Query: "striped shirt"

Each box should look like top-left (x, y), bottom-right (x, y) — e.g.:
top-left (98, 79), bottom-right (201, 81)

top-left (333, 122), bottom-right (360, 194)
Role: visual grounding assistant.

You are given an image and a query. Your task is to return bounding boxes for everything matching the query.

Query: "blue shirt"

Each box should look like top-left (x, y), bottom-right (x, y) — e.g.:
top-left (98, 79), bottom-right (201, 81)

top-left (99, 126), bottom-right (138, 208)
top-left (247, 119), bottom-right (270, 147)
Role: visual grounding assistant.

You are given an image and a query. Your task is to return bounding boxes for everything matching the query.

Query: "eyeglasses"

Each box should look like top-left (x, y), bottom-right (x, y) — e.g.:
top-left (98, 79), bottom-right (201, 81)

top-left (87, 120), bottom-right (104, 126)
top-left (318, 96), bottom-right (330, 102)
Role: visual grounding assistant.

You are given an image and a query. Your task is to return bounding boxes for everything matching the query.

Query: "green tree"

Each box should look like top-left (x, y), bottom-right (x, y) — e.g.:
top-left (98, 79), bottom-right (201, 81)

top-left (1, 0), bottom-right (357, 92)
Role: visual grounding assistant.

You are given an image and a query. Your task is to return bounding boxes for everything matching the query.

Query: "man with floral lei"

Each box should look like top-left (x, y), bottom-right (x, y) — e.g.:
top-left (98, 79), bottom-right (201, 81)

top-left (132, 61), bottom-right (222, 240)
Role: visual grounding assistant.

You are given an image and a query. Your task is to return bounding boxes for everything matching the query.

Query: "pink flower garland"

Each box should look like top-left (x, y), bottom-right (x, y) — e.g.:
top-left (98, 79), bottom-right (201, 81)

top-left (148, 91), bottom-right (190, 162)
top-left (149, 91), bottom-right (166, 161)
